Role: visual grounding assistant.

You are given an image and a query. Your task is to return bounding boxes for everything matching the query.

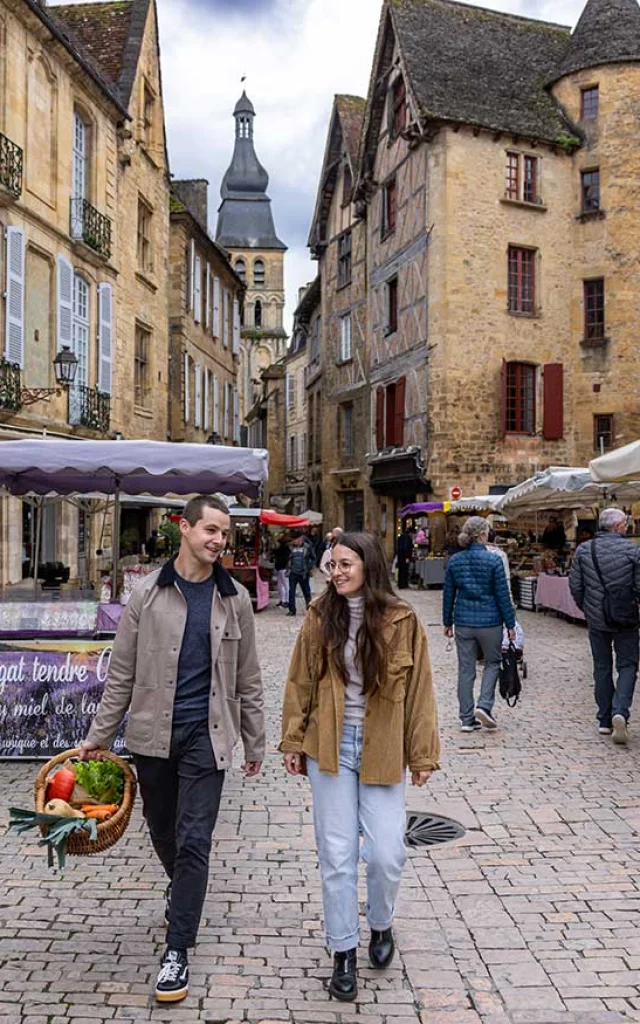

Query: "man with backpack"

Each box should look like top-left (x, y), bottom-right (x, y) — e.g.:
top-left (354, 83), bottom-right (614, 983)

top-left (570, 507), bottom-right (640, 745)
top-left (287, 533), bottom-right (314, 617)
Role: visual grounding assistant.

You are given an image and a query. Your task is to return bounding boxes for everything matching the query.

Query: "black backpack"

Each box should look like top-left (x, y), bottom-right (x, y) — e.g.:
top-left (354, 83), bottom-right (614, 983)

top-left (499, 643), bottom-right (521, 707)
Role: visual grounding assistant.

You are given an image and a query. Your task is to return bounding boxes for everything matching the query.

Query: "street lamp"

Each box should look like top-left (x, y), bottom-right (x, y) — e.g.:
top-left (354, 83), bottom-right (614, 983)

top-left (19, 346), bottom-right (79, 406)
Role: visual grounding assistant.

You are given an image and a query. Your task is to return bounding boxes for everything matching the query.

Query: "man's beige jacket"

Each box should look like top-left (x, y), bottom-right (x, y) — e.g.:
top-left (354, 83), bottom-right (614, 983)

top-left (87, 558), bottom-right (265, 768)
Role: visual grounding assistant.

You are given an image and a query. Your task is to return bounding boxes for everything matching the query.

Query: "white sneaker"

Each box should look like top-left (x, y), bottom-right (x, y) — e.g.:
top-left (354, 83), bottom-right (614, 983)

top-left (612, 714), bottom-right (628, 745)
top-left (475, 707), bottom-right (497, 730)
top-left (598, 725), bottom-right (613, 735)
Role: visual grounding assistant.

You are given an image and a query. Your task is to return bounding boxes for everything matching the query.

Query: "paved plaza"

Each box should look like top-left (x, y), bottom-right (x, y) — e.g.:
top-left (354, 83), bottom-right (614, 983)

top-left (2, 588), bottom-right (640, 1024)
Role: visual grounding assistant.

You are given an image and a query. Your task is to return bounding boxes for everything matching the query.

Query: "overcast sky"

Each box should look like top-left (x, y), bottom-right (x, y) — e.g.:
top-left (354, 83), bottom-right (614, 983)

top-left (59, 0), bottom-right (588, 331)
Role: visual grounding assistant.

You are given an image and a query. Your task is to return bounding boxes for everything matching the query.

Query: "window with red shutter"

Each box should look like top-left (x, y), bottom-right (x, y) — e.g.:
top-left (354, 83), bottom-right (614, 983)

top-left (376, 387), bottom-right (385, 449)
top-left (543, 363), bottom-right (563, 440)
top-left (504, 362), bottom-right (536, 434)
top-left (508, 246), bottom-right (536, 314)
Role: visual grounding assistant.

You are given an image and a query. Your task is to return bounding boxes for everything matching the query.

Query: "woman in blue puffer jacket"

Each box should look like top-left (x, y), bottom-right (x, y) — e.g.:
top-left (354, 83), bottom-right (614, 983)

top-left (443, 517), bottom-right (515, 731)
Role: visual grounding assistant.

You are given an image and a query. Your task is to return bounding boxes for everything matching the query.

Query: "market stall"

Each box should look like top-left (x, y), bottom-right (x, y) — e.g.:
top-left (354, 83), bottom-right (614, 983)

top-left (222, 508), bottom-right (309, 611)
top-left (496, 467), bottom-right (640, 616)
top-left (0, 438), bottom-right (269, 757)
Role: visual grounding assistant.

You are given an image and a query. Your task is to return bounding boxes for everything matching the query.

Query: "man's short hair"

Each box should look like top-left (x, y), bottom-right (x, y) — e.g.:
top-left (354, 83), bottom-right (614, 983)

top-left (599, 507), bottom-right (626, 532)
top-left (182, 495), bottom-right (230, 526)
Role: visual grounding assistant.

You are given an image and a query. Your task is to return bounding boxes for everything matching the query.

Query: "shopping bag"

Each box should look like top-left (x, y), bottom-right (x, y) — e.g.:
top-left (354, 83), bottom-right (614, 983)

top-left (499, 643), bottom-right (521, 707)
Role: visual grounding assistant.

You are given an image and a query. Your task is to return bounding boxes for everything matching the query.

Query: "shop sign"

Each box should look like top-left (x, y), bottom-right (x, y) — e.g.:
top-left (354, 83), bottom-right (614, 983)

top-left (0, 639), bottom-right (126, 759)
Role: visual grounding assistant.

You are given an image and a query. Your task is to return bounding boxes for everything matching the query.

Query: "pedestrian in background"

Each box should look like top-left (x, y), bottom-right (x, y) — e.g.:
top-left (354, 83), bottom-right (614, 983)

top-left (443, 516), bottom-right (515, 731)
top-left (396, 524), bottom-right (414, 589)
top-left (281, 532), bottom-right (440, 1002)
top-left (79, 495), bottom-right (265, 1004)
top-left (320, 526), bottom-right (343, 577)
top-left (287, 533), bottom-right (314, 616)
top-left (273, 534), bottom-right (291, 608)
top-left (570, 507), bottom-right (640, 744)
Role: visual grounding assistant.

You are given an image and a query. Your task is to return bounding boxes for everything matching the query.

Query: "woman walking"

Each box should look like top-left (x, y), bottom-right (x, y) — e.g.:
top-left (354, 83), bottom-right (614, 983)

top-left (443, 517), bottom-right (515, 732)
top-left (280, 532), bottom-right (440, 1002)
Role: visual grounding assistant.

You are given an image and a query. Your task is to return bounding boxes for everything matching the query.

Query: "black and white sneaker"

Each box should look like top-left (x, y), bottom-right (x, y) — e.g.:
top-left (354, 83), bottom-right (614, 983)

top-left (164, 883), bottom-right (172, 926)
top-left (475, 708), bottom-right (498, 730)
top-left (155, 947), bottom-right (188, 1003)
top-left (461, 720), bottom-right (482, 732)
top-left (598, 724), bottom-right (613, 736)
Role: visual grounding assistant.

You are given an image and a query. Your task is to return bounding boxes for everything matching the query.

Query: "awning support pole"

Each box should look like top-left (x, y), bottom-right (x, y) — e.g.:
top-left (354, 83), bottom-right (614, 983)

top-left (111, 481), bottom-right (121, 602)
top-left (33, 497), bottom-right (43, 598)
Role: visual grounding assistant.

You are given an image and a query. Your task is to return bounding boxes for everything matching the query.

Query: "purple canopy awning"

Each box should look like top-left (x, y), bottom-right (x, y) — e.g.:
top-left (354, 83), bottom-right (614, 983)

top-left (0, 439), bottom-right (269, 497)
top-left (400, 502), bottom-right (445, 516)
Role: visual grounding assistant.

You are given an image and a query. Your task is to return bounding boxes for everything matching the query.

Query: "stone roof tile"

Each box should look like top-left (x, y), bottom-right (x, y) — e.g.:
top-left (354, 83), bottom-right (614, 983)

top-left (50, 1), bottom-right (135, 92)
top-left (390, 0), bottom-right (573, 143)
top-left (551, 0), bottom-right (640, 81)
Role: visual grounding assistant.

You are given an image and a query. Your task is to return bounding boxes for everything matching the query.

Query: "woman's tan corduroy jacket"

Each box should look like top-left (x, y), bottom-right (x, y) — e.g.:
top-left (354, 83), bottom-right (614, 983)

top-left (280, 599), bottom-right (441, 785)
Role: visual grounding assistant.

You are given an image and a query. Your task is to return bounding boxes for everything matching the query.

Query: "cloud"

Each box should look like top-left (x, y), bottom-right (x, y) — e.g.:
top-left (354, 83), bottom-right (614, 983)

top-left (54, 0), bottom-right (589, 331)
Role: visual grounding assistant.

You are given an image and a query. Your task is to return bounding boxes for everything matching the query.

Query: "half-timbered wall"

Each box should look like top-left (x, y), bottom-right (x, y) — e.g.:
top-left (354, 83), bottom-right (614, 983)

top-left (320, 135), bottom-right (369, 533)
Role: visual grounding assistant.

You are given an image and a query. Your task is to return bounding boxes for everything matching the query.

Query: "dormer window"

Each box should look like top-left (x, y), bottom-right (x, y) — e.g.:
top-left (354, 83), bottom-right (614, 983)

top-left (390, 75), bottom-right (407, 139)
top-left (581, 86), bottom-right (599, 120)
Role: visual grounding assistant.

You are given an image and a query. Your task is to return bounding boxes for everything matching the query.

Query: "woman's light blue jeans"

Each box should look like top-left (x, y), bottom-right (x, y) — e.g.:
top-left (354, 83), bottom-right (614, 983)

top-left (307, 723), bottom-right (407, 952)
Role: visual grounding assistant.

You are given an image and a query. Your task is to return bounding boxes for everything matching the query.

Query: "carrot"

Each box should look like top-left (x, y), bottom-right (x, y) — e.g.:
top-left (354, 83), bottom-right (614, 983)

top-left (80, 803), bottom-right (118, 821)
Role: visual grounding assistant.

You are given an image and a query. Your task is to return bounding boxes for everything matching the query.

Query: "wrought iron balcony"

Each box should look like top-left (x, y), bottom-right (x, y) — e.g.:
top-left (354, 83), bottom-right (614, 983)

top-left (68, 384), bottom-right (111, 433)
top-left (70, 197), bottom-right (112, 260)
top-left (0, 359), bottom-right (22, 411)
top-left (0, 132), bottom-right (23, 199)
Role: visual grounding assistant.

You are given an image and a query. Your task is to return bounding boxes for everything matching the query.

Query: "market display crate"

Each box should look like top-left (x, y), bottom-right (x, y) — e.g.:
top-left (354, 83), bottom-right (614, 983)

top-left (516, 576), bottom-right (537, 611)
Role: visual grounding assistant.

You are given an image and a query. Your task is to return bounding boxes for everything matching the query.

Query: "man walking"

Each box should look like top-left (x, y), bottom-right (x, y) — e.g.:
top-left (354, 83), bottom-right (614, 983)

top-left (570, 507), bottom-right (640, 745)
top-left (396, 525), bottom-right (414, 590)
top-left (80, 495), bottom-right (264, 1003)
top-left (287, 533), bottom-right (314, 616)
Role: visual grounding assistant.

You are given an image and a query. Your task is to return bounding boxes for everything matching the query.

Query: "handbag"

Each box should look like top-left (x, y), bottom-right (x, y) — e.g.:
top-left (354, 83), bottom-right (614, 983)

top-left (499, 643), bottom-right (521, 707)
top-left (591, 541), bottom-right (639, 630)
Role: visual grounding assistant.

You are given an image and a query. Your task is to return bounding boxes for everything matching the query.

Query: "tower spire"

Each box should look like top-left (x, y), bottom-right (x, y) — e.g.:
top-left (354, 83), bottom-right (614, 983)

top-left (216, 92), bottom-right (286, 251)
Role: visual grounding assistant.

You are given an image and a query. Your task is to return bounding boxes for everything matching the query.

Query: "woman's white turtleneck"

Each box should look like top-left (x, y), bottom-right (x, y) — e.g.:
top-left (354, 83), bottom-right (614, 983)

top-left (343, 595), bottom-right (366, 725)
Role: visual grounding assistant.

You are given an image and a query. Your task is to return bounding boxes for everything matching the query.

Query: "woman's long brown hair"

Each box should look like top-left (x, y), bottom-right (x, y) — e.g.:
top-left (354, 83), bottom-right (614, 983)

top-left (316, 532), bottom-right (402, 694)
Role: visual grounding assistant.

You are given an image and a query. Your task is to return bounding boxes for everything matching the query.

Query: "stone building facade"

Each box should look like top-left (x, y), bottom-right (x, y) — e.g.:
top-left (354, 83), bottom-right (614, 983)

top-left (281, 280), bottom-right (319, 515)
top-left (308, 95), bottom-right (369, 533)
top-left (307, 0), bottom-right (640, 558)
top-left (168, 180), bottom-right (242, 448)
top-left (0, 0), bottom-right (170, 584)
top-left (215, 92), bottom-right (287, 431)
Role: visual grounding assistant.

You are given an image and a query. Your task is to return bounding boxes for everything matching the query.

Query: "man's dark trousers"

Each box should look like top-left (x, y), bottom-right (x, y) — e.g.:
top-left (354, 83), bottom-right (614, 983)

top-left (288, 572), bottom-right (311, 614)
top-left (588, 628), bottom-right (639, 726)
top-left (134, 720), bottom-right (224, 950)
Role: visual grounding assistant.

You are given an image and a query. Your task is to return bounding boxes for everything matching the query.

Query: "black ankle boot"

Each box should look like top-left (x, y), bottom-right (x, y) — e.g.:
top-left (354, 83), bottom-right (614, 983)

top-left (329, 948), bottom-right (357, 1001)
top-left (369, 927), bottom-right (394, 968)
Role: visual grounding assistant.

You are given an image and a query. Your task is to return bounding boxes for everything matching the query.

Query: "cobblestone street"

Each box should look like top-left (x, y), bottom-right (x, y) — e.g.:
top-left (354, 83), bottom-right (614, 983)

top-left (2, 588), bottom-right (640, 1024)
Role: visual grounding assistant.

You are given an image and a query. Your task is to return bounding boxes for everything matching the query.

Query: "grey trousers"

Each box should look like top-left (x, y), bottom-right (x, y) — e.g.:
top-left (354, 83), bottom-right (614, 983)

top-left (455, 625), bottom-right (503, 724)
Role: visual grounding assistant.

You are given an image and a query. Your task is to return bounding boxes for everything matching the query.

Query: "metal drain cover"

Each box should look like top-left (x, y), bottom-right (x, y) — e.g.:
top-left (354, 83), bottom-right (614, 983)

top-left (405, 812), bottom-right (466, 848)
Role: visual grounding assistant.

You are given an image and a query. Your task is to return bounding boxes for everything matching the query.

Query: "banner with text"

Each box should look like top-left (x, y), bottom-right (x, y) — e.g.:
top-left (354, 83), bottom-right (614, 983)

top-left (0, 639), bottom-right (126, 758)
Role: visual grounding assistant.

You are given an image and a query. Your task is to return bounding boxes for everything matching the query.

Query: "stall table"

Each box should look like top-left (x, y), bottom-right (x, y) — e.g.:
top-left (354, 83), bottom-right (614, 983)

top-left (413, 558), bottom-right (446, 588)
top-left (535, 574), bottom-right (585, 621)
top-left (0, 601), bottom-right (98, 637)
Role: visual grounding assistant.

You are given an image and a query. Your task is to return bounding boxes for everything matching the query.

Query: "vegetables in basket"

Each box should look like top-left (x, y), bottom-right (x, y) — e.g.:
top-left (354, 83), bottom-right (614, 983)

top-left (74, 760), bottom-right (124, 805)
top-left (8, 807), bottom-right (97, 871)
top-left (45, 767), bottom-right (76, 803)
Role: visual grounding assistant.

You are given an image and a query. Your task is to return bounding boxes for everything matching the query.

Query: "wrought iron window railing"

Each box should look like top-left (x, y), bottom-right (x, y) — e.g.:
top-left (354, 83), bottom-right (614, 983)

top-left (70, 197), bottom-right (112, 260)
top-left (0, 359), bottom-right (22, 411)
top-left (68, 385), bottom-right (110, 433)
top-left (0, 133), bottom-right (23, 198)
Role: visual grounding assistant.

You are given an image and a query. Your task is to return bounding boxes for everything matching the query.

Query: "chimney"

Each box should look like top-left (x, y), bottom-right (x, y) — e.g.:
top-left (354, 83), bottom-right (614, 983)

top-left (172, 179), bottom-right (209, 233)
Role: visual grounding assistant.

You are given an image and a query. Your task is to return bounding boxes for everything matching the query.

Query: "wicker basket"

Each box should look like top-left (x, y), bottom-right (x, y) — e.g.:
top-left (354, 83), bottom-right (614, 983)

top-left (34, 749), bottom-right (136, 856)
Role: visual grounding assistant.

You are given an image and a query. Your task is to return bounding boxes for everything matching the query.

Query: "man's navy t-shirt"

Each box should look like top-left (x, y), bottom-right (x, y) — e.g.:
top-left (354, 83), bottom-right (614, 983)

top-left (172, 571), bottom-right (216, 727)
